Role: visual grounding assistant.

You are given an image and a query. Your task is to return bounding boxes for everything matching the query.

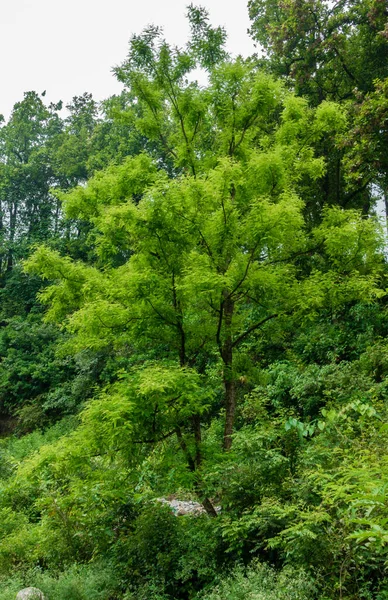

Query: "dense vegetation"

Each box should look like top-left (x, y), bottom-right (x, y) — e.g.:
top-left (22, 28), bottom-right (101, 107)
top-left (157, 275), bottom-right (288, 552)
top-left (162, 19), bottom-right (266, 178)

top-left (0, 3), bottom-right (387, 598)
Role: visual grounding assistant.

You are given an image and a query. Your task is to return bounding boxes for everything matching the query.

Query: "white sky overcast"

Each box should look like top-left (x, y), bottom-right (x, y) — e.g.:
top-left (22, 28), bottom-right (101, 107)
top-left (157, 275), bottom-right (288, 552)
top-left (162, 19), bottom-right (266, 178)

top-left (0, 0), bottom-right (257, 119)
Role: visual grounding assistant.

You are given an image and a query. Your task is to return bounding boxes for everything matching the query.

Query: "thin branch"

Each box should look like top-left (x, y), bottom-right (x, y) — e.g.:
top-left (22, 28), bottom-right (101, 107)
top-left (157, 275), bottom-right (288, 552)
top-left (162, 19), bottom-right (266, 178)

top-left (164, 70), bottom-right (197, 177)
top-left (146, 297), bottom-right (176, 326)
top-left (332, 45), bottom-right (359, 84)
top-left (154, 231), bottom-right (171, 269)
top-left (342, 179), bottom-right (372, 207)
top-left (95, 313), bottom-right (145, 330)
top-left (266, 242), bottom-right (325, 266)
top-left (135, 77), bottom-right (179, 159)
top-left (228, 239), bottom-right (262, 299)
top-left (232, 313), bottom-right (278, 348)
top-left (190, 113), bottom-right (202, 143)
top-left (132, 429), bottom-right (176, 444)
top-left (188, 337), bottom-right (209, 367)
top-left (79, 430), bottom-right (177, 459)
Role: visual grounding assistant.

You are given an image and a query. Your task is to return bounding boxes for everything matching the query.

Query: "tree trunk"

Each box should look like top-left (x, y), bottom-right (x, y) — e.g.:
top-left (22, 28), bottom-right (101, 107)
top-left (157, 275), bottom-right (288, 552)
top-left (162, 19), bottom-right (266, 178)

top-left (54, 197), bottom-right (61, 236)
top-left (175, 426), bottom-right (217, 517)
top-left (222, 294), bottom-right (236, 451)
top-left (6, 201), bottom-right (17, 272)
top-left (200, 495), bottom-right (218, 517)
top-left (223, 378), bottom-right (236, 451)
top-left (192, 413), bottom-right (202, 469)
top-left (173, 278), bottom-right (217, 516)
top-left (0, 199), bottom-right (3, 276)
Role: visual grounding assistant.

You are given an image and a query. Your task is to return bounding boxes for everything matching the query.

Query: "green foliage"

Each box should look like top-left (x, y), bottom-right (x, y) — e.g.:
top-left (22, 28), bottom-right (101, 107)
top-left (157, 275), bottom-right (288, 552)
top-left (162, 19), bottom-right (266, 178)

top-left (25, 57), bottom-right (384, 458)
top-left (0, 562), bottom-right (117, 600)
top-left (342, 77), bottom-right (388, 199)
top-left (248, 0), bottom-right (388, 216)
top-left (200, 562), bottom-right (315, 600)
top-left (0, 6), bottom-right (386, 600)
top-left (248, 0), bottom-right (388, 103)
top-left (0, 317), bottom-right (67, 414)
top-left (113, 504), bottom-right (226, 599)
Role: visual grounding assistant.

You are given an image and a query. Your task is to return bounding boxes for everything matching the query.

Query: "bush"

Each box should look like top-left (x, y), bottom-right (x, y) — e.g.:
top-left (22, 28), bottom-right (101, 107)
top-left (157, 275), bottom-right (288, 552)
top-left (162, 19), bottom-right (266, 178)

top-left (114, 504), bottom-right (225, 600)
top-left (0, 562), bottom-right (118, 600)
top-left (200, 562), bottom-right (316, 600)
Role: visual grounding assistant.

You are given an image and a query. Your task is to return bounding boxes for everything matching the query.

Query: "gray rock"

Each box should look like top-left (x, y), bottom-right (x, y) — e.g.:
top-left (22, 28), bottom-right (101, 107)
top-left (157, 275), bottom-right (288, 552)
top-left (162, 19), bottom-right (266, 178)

top-left (16, 588), bottom-right (45, 600)
top-left (157, 498), bottom-right (221, 516)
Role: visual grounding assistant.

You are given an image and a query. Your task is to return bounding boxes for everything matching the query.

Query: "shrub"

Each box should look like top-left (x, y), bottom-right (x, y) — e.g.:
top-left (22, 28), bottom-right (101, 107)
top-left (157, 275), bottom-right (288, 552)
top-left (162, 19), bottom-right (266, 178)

top-left (0, 563), bottom-right (118, 600)
top-left (199, 562), bottom-right (316, 600)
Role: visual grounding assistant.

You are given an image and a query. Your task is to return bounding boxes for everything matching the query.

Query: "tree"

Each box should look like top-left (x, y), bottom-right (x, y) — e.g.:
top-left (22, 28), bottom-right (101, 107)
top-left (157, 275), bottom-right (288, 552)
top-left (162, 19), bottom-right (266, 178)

top-left (0, 92), bottom-right (64, 276)
top-left (341, 77), bottom-right (388, 220)
top-left (50, 93), bottom-right (99, 188)
top-left (26, 13), bottom-right (384, 513)
top-left (248, 0), bottom-right (388, 105)
top-left (248, 0), bottom-right (388, 217)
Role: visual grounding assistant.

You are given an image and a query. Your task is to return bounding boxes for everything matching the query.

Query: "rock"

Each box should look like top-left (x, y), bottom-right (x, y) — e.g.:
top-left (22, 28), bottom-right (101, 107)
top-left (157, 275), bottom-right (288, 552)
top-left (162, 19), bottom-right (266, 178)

top-left (16, 588), bottom-right (45, 600)
top-left (157, 498), bottom-right (221, 516)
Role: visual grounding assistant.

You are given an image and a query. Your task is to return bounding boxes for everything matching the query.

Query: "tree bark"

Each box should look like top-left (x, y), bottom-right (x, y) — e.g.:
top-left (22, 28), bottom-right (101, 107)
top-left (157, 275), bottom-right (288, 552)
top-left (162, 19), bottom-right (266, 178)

top-left (221, 294), bottom-right (236, 451)
top-left (6, 201), bottom-right (17, 272)
top-left (0, 199), bottom-right (3, 276)
top-left (200, 495), bottom-right (218, 518)
top-left (223, 378), bottom-right (236, 451)
top-left (175, 426), bottom-right (217, 517)
top-left (173, 275), bottom-right (217, 516)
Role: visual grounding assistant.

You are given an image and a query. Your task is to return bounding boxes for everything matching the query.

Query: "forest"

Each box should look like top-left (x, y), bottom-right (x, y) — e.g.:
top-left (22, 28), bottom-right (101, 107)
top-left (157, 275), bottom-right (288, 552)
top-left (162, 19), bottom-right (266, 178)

top-left (0, 1), bottom-right (387, 598)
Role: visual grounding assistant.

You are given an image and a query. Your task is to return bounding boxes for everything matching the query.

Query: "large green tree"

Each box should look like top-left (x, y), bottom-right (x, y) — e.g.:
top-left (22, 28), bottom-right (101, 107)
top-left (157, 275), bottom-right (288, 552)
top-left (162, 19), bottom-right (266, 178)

top-left (26, 13), bottom-right (384, 517)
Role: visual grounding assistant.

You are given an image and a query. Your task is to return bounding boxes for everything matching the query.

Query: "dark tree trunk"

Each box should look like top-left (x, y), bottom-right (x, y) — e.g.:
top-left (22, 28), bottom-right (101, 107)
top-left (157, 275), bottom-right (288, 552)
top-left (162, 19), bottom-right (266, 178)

top-left (173, 283), bottom-right (217, 517)
top-left (221, 294), bottom-right (236, 451)
top-left (200, 496), bottom-right (218, 518)
top-left (192, 413), bottom-right (202, 469)
top-left (223, 378), bottom-right (236, 451)
top-left (384, 187), bottom-right (388, 231)
top-left (175, 426), bottom-right (217, 517)
top-left (0, 200), bottom-right (3, 276)
top-left (6, 202), bottom-right (17, 272)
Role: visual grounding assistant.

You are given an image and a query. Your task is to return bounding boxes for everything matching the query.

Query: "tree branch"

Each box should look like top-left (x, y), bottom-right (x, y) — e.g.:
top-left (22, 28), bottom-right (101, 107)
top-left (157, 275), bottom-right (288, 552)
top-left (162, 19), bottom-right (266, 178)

top-left (232, 313), bottom-right (278, 348)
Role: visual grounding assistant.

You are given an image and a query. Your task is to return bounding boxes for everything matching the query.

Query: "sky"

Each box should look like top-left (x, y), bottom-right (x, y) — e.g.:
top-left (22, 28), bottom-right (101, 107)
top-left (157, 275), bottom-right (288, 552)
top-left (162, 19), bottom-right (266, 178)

top-left (0, 0), bottom-right (256, 119)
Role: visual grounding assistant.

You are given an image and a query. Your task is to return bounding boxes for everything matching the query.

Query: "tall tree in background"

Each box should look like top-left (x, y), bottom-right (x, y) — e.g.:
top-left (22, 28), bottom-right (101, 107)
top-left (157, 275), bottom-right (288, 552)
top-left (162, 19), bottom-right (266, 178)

top-left (342, 77), bottom-right (388, 219)
top-left (50, 93), bottom-right (98, 189)
top-left (0, 91), bottom-right (113, 423)
top-left (0, 92), bottom-right (63, 276)
top-left (248, 0), bottom-right (388, 218)
top-left (248, 0), bottom-right (388, 103)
